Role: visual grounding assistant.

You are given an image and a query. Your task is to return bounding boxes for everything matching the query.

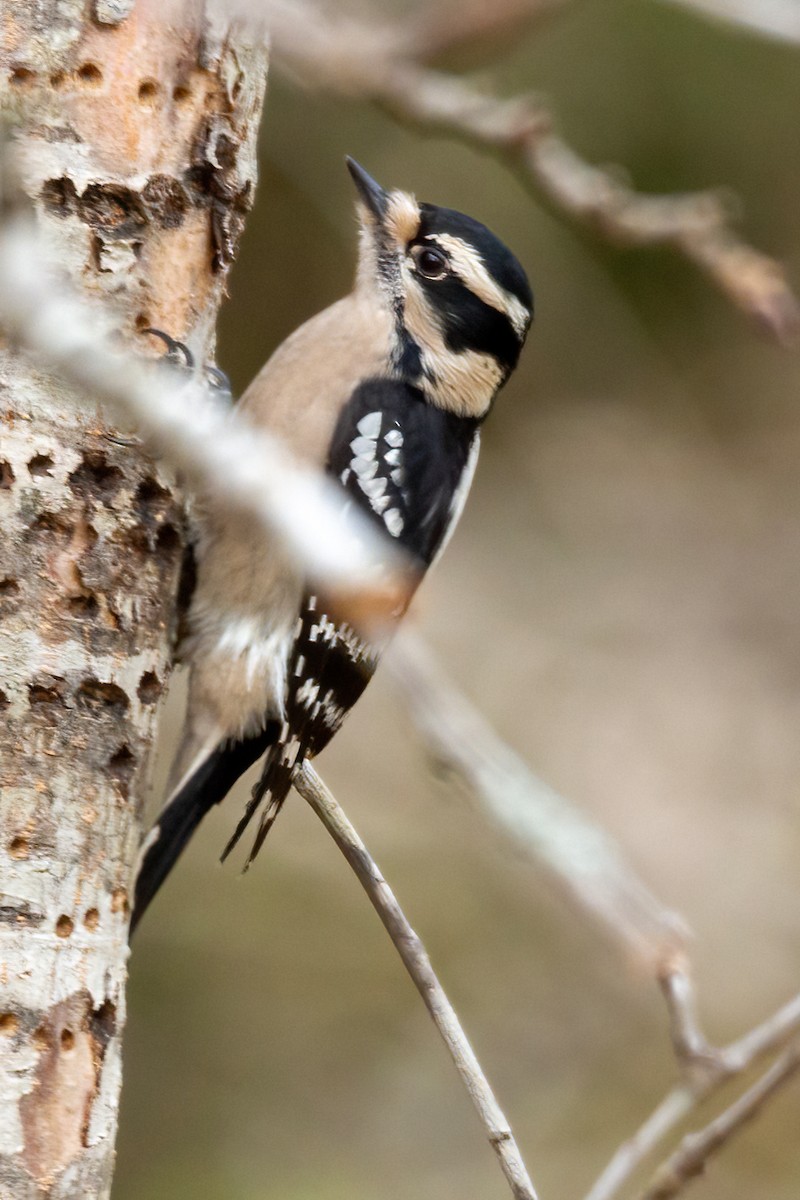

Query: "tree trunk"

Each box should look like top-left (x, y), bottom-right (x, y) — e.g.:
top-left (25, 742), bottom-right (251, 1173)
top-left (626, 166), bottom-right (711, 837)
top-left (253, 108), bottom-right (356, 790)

top-left (0, 5), bottom-right (267, 1196)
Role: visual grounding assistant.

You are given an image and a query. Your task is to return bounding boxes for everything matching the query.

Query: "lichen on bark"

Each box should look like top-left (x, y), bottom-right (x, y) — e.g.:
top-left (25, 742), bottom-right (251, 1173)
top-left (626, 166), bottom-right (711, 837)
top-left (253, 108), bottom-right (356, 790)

top-left (0, 4), bottom-right (267, 1195)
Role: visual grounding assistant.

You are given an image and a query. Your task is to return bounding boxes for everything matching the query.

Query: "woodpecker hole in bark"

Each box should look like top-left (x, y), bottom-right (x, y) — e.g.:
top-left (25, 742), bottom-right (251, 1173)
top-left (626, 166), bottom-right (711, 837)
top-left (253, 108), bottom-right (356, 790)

top-left (55, 915), bottom-right (74, 939)
top-left (137, 671), bottom-right (161, 704)
top-left (76, 678), bottom-right (130, 713)
top-left (68, 452), bottom-right (124, 503)
top-left (137, 79), bottom-right (159, 104)
top-left (27, 453), bottom-right (55, 477)
top-left (76, 62), bottom-right (103, 86)
top-left (28, 679), bottom-right (66, 707)
top-left (41, 177), bottom-right (78, 216)
top-left (9, 836), bottom-right (29, 859)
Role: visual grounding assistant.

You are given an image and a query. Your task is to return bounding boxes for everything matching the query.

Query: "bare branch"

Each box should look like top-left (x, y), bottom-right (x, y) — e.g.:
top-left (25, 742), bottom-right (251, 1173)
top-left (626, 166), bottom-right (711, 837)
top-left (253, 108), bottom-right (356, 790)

top-left (388, 629), bottom-right (688, 969)
top-left (638, 1045), bottom-right (800, 1200)
top-left (263, 0), bottom-right (800, 341)
top-left (585, 984), bottom-right (800, 1200)
top-left (585, 1088), bottom-right (696, 1200)
top-left (383, 629), bottom-right (800, 1199)
top-left (723, 992), bottom-right (800, 1071)
top-left (294, 761), bottom-right (540, 1200)
top-left (660, 968), bottom-right (714, 1066)
top-left (0, 203), bottom-right (414, 626)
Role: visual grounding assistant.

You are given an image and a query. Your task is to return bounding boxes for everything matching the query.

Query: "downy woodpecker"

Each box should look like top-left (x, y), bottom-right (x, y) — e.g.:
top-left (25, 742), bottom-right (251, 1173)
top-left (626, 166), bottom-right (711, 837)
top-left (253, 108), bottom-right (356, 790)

top-left (132, 159), bottom-right (533, 929)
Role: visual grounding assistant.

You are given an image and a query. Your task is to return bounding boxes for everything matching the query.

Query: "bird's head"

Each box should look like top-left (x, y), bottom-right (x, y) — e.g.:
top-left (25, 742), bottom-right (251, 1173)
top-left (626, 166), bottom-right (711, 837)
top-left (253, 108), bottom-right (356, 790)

top-left (347, 158), bottom-right (533, 420)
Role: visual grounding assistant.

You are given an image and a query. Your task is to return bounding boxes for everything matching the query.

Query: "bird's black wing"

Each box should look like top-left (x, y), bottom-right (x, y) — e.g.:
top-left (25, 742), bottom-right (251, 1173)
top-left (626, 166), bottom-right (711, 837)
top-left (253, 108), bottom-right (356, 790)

top-left (224, 377), bottom-right (479, 864)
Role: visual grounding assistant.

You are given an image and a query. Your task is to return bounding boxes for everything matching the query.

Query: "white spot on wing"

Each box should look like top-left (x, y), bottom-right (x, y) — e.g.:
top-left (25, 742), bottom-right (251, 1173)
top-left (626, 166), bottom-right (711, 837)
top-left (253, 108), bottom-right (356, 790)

top-left (350, 436), bottom-right (376, 457)
top-left (384, 428), bottom-right (403, 448)
top-left (384, 448), bottom-right (401, 466)
top-left (352, 456), bottom-right (378, 479)
top-left (357, 411), bottom-right (382, 438)
top-left (360, 476), bottom-right (387, 500)
top-left (384, 508), bottom-right (404, 537)
top-left (296, 678), bottom-right (320, 708)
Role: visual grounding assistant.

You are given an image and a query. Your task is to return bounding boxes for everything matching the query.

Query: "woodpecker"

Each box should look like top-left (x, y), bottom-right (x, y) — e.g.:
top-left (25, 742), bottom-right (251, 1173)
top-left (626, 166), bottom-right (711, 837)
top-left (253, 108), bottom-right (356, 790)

top-left (131, 159), bottom-right (533, 930)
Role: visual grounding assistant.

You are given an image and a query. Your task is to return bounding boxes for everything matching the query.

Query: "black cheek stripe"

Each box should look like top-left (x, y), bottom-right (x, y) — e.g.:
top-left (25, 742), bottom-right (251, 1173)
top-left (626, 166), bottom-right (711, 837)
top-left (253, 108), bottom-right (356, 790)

top-left (422, 275), bottom-right (522, 374)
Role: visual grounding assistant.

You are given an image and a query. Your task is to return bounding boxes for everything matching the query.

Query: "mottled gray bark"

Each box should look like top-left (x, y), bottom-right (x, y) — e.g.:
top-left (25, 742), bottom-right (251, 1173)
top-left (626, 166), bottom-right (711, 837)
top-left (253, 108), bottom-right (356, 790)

top-left (0, 4), bottom-right (267, 1196)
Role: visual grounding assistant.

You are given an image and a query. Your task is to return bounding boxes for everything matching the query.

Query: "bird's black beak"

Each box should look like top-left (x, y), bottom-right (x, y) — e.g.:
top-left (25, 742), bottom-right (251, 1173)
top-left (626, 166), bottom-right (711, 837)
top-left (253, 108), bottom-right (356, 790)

top-left (346, 157), bottom-right (388, 221)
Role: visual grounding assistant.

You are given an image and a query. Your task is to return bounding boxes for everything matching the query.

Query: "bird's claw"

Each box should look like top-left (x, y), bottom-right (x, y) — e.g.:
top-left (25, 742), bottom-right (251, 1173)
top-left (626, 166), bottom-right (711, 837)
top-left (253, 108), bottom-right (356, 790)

top-left (143, 327), bottom-right (194, 369)
top-left (144, 327), bottom-right (233, 405)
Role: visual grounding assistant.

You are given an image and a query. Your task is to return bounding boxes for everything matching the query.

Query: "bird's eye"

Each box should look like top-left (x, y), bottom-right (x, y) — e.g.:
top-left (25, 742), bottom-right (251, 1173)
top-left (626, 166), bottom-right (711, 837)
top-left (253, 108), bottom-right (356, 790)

top-left (414, 246), bottom-right (448, 279)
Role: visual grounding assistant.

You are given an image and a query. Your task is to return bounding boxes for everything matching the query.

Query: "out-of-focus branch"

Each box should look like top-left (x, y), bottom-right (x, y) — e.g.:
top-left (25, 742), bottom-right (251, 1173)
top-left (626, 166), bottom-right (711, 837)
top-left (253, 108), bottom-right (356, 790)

top-left (585, 979), bottom-right (800, 1200)
top-left (0, 202), bottom-right (413, 626)
top-left (388, 629), bottom-right (688, 970)
top-left (385, 629), bottom-right (800, 1197)
top-left (294, 761), bottom-right (540, 1200)
top-left (264, 0), bottom-right (800, 342)
top-left (660, 968), bottom-right (713, 1064)
top-left (660, 0), bottom-right (800, 45)
top-left (638, 1044), bottom-right (800, 1200)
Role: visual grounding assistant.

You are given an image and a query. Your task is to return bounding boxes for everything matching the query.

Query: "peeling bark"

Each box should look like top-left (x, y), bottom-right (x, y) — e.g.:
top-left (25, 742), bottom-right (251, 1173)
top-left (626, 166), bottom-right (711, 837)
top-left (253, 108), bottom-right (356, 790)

top-left (0, 4), bottom-right (267, 1196)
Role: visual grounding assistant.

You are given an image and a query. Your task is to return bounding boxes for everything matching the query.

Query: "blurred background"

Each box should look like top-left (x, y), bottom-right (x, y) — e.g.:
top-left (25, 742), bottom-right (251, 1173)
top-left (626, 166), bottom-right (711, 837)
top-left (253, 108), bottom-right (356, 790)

top-left (117, 3), bottom-right (800, 1197)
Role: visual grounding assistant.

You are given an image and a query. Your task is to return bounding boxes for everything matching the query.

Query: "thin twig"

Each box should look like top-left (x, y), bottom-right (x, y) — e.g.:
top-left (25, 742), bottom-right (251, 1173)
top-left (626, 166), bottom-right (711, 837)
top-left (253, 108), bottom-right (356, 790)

top-left (585, 983), bottom-right (800, 1200)
top-left (660, 968), bottom-right (713, 1066)
top-left (388, 629), bottom-right (688, 970)
top-left (263, 0), bottom-right (800, 342)
top-left (722, 992), bottom-right (800, 1071)
top-left (638, 1044), bottom-right (800, 1200)
top-left (294, 760), bottom-right (540, 1200)
top-left (382, 627), bottom-right (800, 1198)
top-left (0, 203), bottom-right (412, 625)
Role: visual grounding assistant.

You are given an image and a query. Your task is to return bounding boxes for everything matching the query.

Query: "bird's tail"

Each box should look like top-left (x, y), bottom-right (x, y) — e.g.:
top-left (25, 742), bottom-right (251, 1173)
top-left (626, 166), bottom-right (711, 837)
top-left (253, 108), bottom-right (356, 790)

top-left (130, 724), bottom-right (277, 935)
top-left (219, 732), bottom-right (298, 868)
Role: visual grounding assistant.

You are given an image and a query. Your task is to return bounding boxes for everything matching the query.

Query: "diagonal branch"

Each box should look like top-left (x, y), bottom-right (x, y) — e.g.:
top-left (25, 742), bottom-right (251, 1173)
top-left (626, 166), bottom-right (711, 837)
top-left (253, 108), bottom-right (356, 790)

top-left (388, 629), bottom-right (688, 970)
top-left (383, 629), bottom-right (800, 1200)
top-left (294, 761), bottom-right (540, 1200)
top-left (637, 1043), bottom-right (800, 1200)
top-left (585, 979), bottom-right (800, 1200)
top-left (263, 0), bottom-right (800, 342)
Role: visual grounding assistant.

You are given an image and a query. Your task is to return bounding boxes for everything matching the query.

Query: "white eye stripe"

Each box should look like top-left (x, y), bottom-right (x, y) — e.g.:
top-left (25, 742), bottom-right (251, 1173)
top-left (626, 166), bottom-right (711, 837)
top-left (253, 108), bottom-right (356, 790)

top-left (424, 233), bottom-right (529, 338)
